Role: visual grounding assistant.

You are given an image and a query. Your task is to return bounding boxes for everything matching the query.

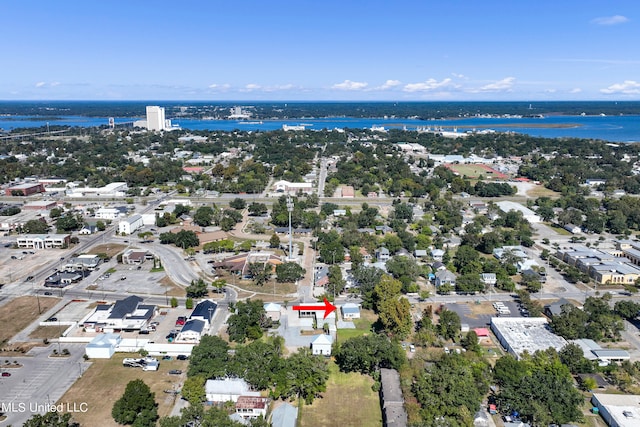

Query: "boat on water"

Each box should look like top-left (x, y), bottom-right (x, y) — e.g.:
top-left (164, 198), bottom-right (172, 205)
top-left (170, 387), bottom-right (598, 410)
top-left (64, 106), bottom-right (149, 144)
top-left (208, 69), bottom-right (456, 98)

top-left (237, 121), bottom-right (263, 125)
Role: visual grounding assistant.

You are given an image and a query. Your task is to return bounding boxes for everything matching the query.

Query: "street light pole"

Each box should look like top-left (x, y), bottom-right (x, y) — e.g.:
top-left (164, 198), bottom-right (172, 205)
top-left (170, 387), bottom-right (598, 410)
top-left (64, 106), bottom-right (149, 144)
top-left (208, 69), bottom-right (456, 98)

top-left (286, 196), bottom-right (294, 261)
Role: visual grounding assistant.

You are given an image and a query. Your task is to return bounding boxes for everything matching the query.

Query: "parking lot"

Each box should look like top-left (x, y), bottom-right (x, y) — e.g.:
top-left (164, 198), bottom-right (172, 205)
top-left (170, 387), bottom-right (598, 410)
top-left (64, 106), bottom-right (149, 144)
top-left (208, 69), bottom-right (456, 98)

top-left (445, 300), bottom-right (525, 329)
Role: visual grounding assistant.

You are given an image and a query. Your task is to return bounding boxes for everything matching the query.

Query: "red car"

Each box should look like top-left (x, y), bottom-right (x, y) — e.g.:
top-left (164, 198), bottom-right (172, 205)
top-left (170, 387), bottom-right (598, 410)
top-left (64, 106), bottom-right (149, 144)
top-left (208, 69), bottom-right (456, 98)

top-left (175, 316), bottom-right (186, 326)
top-left (1, 372), bottom-right (11, 377)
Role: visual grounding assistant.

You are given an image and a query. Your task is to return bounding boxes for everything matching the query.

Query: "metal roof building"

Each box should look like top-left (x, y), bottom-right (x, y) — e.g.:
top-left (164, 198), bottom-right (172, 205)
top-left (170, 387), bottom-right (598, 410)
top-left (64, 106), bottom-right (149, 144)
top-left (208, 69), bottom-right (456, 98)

top-left (490, 317), bottom-right (567, 360)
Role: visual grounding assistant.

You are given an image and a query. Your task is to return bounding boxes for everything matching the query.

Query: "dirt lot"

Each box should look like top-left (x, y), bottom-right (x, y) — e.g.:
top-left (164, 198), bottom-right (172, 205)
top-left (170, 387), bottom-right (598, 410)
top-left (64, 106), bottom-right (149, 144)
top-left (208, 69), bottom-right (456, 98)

top-left (59, 354), bottom-right (188, 426)
top-left (0, 296), bottom-right (60, 345)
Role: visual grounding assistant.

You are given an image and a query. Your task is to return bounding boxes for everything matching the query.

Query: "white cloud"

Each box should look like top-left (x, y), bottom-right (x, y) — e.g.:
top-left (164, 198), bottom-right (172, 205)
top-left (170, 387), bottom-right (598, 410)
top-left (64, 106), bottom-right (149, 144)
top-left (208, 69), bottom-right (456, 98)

top-left (452, 73), bottom-right (467, 79)
top-left (569, 88), bottom-right (582, 94)
top-left (470, 77), bottom-right (516, 93)
top-left (35, 82), bottom-right (46, 88)
top-left (403, 78), bottom-right (454, 92)
top-left (208, 83), bottom-right (231, 90)
top-left (600, 80), bottom-right (640, 94)
top-left (331, 80), bottom-right (368, 91)
top-left (376, 79), bottom-right (401, 90)
top-left (591, 15), bottom-right (629, 26)
top-left (544, 89), bottom-right (557, 94)
top-left (240, 83), bottom-right (262, 92)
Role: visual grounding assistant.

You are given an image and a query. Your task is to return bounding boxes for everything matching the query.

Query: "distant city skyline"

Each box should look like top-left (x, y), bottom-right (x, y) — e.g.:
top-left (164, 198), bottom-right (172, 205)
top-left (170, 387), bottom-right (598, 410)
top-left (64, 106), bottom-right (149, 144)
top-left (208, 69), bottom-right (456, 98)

top-left (2, 1), bottom-right (639, 101)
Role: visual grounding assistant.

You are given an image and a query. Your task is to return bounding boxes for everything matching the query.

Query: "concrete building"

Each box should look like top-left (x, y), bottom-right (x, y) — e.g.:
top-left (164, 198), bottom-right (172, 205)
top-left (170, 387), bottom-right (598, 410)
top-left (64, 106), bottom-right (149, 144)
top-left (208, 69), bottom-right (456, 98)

top-left (85, 333), bottom-right (122, 359)
top-left (272, 180), bottom-right (313, 195)
top-left (95, 208), bottom-right (122, 220)
top-left (16, 234), bottom-right (70, 249)
top-left (67, 182), bottom-right (128, 198)
top-left (591, 393), bottom-right (640, 427)
top-left (5, 182), bottom-right (45, 196)
top-left (118, 214), bottom-right (144, 235)
top-left (146, 105), bottom-right (167, 131)
top-left (490, 317), bottom-right (567, 360)
top-left (495, 201), bottom-right (541, 223)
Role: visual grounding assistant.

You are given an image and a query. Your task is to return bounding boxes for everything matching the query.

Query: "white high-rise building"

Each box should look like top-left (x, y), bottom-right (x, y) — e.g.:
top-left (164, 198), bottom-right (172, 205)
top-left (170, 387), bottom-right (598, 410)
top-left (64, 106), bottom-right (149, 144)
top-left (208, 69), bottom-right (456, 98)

top-left (146, 106), bottom-right (166, 131)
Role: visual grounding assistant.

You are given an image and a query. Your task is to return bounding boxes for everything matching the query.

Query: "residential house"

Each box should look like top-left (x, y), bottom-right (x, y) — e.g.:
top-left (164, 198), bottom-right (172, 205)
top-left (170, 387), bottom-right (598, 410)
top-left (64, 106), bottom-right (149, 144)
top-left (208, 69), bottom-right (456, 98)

top-left (176, 319), bottom-right (206, 343)
top-left (435, 270), bottom-right (457, 288)
top-left (431, 261), bottom-right (447, 272)
top-left (564, 224), bottom-right (582, 234)
top-left (190, 300), bottom-right (217, 328)
top-left (480, 273), bottom-right (497, 287)
top-left (78, 225), bottom-right (98, 235)
top-left (431, 248), bottom-right (445, 261)
top-left (414, 249), bottom-right (428, 259)
top-left (544, 298), bottom-right (575, 318)
top-left (311, 334), bottom-right (333, 356)
top-left (341, 303), bottom-right (361, 320)
top-left (235, 396), bottom-right (270, 421)
top-left (375, 247), bottom-right (390, 262)
top-left (205, 378), bottom-right (259, 403)
top-left (264, 302), bottom-right (282, 322)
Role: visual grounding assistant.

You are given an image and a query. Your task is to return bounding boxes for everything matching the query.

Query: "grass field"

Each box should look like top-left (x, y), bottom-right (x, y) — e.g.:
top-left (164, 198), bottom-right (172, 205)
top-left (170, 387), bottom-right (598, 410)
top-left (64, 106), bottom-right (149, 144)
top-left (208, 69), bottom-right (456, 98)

top-left (445, 163), bottom-right (507, 179)
top-left (0, 296), bottom-right (60, 345)
top-left (337, 309), bottom-right (376, 341)
top-left (58, 354), bottom-right (188, 426)
top-left (300, 362), bottom-right (382, 427)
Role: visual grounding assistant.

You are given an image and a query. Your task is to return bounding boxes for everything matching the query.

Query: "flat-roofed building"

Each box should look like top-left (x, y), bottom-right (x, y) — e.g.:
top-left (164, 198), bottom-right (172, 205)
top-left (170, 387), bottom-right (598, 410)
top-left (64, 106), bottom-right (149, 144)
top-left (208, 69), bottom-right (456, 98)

top-left (491, 317), bottom-right (567, 360)
top-left (118, 214), bottom-right (143, 235)
top-left (495, 201), bottom-right (541, 223)
top-left (5, 182), bottom-right (45, 196)
top-left (592, 393), bottom-right (640, 427)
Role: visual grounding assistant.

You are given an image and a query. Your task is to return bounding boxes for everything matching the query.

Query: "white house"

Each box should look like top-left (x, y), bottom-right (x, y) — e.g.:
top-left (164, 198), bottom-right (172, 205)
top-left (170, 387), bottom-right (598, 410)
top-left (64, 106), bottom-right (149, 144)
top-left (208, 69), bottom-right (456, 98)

top-left (118, 214), bottom-right (144, 235)
top-left (375, 247), bottom-right (390, 262)
top-left (176, 319), bottom-right (206, 343)
top-left (95, 207), bottom-right (121, 220)
top-left (311, 334), bottom-right (333, 356)
top-left (235, 396), bottom-right (270, 421)
top-left (431, 248), bottom-right (445, 261)
top-left (205, 378), bottom-right (259, 403)
top-left (190, 300), bottom-right (217, 328)
top-left (341, 303), bottom-right (361, 320)
top-left (272, 180), bottom-right (313, 195)
top-left (264, 302), bottom-right (282, 322)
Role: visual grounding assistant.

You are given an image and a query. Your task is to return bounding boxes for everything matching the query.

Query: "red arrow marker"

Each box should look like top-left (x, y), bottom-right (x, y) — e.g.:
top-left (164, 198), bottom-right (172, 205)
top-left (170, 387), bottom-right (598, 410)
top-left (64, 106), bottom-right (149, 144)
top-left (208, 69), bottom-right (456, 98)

top-left (292, 298), bottom-right (337, 319)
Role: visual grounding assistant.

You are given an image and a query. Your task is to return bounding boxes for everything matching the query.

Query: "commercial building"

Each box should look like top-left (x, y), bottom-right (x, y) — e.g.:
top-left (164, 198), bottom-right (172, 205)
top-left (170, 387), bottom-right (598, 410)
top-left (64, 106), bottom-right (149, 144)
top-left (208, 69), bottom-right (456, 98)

top-left (85, 333), bottom-right (122, 359)
top-left (5, 182), bottom-right (45, 196)
top-left (16, 234), bottom-right (71, 249)
top-left (591, 393), bottom-right (640, 427)
top-left (490, 317), bottom-right (567, 360)
top-left (82, 295), bottom-right (156, 332)
top-left (205, 378), bottom-right (260, 403)
top-left (495, 201), bottom-right (541, 223)
top-left (66, 182), bottom-right (128, 198)
top-left (118, 214), bottom-right (144, 235)
top-left (272, 180), bottom-right (313, 195)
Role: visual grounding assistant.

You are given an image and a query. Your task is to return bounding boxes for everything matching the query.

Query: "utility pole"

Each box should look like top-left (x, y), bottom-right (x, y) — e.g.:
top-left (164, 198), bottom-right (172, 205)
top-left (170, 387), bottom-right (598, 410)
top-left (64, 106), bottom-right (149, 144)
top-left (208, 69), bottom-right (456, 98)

top-left (287, 196), bottom-right (294, 261)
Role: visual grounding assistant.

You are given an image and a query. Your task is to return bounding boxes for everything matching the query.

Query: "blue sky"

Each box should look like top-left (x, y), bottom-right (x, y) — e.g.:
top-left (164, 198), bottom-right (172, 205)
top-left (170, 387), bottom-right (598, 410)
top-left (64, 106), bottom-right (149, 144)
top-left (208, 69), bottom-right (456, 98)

top-left (1, 1), bottom-right (639, 101)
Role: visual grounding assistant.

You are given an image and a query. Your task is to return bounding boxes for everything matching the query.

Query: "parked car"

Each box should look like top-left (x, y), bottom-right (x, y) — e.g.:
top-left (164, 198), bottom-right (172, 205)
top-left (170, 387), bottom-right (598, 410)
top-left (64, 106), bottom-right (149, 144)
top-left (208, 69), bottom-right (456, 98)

top-left (162, 356), bottom-right (172, 360)
top-left (1, 372), bottom-right (11, 377)
top-left (26, 275), bottom-right (34, 281)
top-left (46, 317), bottom-right (57, 322)
top-left (168, 370), bottom-right (182, 375)
top-left (175, 316), bottom-right (186, 326)
top-left (176, 355), bottom-right (189, 360)
top-left (44, 292), bottom-right (52, 296)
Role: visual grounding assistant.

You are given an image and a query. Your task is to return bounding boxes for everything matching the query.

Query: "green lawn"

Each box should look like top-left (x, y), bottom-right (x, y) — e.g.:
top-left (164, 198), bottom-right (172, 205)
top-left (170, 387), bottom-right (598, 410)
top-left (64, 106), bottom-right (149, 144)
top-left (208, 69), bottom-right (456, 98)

top-left (337, 310), bottom-right (375, 341)
top-left (300, 362), bottom-right (382, 427)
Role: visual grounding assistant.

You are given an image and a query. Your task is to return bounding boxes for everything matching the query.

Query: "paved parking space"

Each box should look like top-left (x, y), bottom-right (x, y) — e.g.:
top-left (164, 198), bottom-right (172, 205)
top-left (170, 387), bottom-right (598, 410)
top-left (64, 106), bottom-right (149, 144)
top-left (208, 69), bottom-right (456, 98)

top-left (0, 343), bottom-right (89, 426)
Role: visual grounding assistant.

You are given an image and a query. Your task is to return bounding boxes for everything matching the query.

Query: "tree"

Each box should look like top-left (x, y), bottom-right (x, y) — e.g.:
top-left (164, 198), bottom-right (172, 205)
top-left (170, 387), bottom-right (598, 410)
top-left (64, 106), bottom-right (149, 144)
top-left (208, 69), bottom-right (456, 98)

top-left (269, 233), bottom-right (280, 249)
top-left (614, 300), bottom-right (640, 320)
top-left (559, 342), bottom-right (593, 374)
top-left (227, 299), bottom-right (269, 342)
top-left (334, 334), bottom-right (405, 375)
top-left (494, 350), bottom-right (583, 425)
top-left (230, 197), bottom-right (247, 210)
top-left (193, 206), bottom-right (214, 226)
top-left (438, 309), bottom-right (461, 341)
top-left (185, 297), bottom-right (194, 309)
top-left (247, 262), bottom-right (272, 286)
top-left (229, 339), bottom-right (284, 390)
top-left (273, 348), bottom-right (329, 404)
top-left (23, 218), bottom-right (50, 234)
top-left (23, 412), bottom-right (79, 427)
top-left (373, 275), bottom-right (412, 338)
top-left (248, 202), bottom-right (268, 216)
top-left (112, 379), bottom-right (158, 426)
top-left (170, 297), bottom-right (178, 308)
top-left (188, 335), bottom-right (230, 378)
top-left (181, 375), bottom-right (206, 405)
top-left (185, 279), bottom-right (208, 298)
top-left (461, 330), bottom-right (481, 353)
top-left (174, 230), bottom-right (199, 249)
top-left (412, 354), bottom-right (490, 426)
top-left (275, 262), bottom-right (305, 283)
